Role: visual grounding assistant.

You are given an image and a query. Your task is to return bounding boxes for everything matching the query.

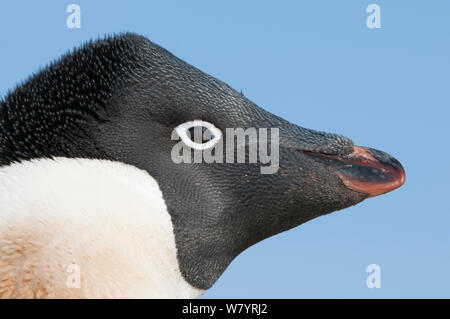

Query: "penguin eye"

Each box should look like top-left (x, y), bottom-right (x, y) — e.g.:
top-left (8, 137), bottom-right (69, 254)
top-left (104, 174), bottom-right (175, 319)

top-left (175, 120), bottom-right (222, 150)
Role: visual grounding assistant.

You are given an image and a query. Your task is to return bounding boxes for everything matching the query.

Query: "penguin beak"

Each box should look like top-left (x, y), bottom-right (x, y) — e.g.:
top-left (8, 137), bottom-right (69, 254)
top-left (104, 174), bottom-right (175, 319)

top-left (303, 146), bottom-right (406, 197)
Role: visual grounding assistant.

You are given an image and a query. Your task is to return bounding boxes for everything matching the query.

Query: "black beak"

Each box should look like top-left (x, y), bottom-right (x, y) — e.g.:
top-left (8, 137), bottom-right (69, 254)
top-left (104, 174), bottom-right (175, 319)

top-left (303, 146), bottom-right (406, 197)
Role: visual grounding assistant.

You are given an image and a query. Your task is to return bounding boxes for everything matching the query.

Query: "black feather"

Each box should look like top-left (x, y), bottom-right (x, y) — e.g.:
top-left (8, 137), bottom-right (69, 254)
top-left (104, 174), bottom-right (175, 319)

top-left (0, 33), bottom-right (148, 166)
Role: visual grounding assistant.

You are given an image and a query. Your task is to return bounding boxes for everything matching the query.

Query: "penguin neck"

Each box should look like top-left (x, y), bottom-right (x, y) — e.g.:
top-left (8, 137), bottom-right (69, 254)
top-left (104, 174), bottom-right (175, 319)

top-left (0, 34), bottom-right (149, 167)
top-left (0, 158), bottom-right (204, 298)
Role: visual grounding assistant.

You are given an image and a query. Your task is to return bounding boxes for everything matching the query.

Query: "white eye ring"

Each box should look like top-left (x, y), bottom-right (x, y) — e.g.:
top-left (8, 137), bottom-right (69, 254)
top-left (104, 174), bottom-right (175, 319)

top-left (174, 120), bottom-right (222, 150)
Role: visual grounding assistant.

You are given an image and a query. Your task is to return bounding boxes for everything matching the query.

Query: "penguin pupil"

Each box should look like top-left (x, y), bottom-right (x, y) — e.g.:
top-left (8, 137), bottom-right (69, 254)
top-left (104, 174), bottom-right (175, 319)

top-left (188, 126), bottom-right (214, 143)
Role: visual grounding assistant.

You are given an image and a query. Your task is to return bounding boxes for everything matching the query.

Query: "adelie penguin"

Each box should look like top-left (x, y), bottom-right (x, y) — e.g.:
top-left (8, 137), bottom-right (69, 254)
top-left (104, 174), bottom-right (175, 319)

top-left (0, 33), bottom-right (405, 298)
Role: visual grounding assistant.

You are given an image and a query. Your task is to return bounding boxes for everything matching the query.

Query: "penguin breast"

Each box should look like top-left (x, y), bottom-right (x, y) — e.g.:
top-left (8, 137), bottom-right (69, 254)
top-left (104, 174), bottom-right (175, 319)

top-left (0, 158), bottom-right (203, 298)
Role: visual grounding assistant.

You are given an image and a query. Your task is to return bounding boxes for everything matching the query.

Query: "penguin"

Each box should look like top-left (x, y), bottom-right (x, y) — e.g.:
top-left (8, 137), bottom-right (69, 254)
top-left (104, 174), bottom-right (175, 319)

top-left (0, 33), bottom-right (405, 298)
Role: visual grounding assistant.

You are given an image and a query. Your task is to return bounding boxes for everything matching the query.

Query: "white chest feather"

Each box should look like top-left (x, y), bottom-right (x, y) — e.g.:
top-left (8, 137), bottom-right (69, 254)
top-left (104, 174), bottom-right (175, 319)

top-left (0, 158), bottom-right (204, 298)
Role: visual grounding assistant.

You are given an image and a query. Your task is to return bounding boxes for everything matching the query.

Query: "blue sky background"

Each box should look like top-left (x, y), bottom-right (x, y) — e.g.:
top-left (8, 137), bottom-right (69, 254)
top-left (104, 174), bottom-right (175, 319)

top-left (0, 1), bottom-right (448, 298)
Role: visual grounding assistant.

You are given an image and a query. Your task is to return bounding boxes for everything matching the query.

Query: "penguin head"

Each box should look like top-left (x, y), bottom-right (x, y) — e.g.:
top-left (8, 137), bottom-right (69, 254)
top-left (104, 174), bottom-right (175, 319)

top-left (0, 33), bottom-right (405, 290)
